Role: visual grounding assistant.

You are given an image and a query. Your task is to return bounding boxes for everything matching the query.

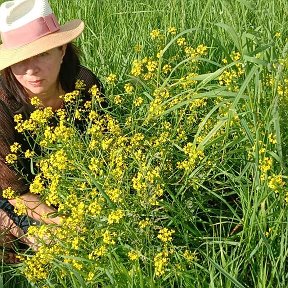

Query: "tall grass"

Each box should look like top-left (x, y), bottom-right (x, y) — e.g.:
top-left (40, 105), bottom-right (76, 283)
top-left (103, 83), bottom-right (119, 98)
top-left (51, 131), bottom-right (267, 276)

top-left (1, 0), bottom-right (288, 287)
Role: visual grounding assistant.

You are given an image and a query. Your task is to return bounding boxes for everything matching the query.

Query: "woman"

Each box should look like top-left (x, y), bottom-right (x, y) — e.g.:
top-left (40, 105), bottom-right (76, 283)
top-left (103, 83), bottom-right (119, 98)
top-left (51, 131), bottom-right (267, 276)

top-left (0, 0), bottom-right (105, 259)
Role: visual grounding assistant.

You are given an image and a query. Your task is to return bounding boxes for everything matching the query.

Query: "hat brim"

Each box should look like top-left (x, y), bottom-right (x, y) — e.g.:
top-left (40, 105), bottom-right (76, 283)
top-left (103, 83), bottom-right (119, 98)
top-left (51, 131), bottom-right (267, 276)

top-left (0, 19), bottom-right (84, 71)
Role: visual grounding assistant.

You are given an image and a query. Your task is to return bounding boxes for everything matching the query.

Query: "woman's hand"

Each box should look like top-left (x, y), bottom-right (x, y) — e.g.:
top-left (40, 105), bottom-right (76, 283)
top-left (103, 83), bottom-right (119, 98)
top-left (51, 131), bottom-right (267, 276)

top-left (0, 208), bottom-right (37, 250)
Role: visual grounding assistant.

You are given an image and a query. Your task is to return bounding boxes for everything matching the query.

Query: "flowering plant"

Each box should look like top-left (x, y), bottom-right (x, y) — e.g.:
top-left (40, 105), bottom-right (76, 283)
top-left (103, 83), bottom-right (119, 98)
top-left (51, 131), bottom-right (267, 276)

top-left (4, 27), bottom-right (285, 287)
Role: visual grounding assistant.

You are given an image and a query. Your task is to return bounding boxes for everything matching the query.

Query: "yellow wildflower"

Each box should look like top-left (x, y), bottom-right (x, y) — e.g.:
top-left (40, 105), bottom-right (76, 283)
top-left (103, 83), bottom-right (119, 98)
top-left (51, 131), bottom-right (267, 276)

top-left (268, 133), bottom-right (277, 144)
top-left (30, 174), bottom-right (45, 194)
top-left (157, 227), bottom-right (175, 242)
top-left (107, 209), bottom-right (125, 224)
top-left (128, 250), bottom-right (140, 261)
top-left (10, 142), bottom-right (21, 153)
top-left (139, 218), bottom-right (150, 229)
top-left (154, 250), bottom-right (169, 276)
top-left (150, 29), bottom-right (161, 39)
top-left (5, 153), bottom-right (17, 164)
top-left (124, 83), bottom-right (134, 94)
top-left (24, 149), bottom-right (35, 158)
top-left (75, 79), bottom-right (86, 90)
top-left (62, 90), bottom-right (80, 103)
top-left (259, 157), bottom-right (273, 173)
top-left (134, 43), bottom-right (142, 52)
top-left (183, 249), bottom-right (198, 262)
top-left (89, 85), bottom-right (100, 96)
top-left (30, 96), bottom-right (42, 106)
top-left (231, 51), bottom-right (241, 61)
top-left (131, 59), bottom-right (143, 76)
top-left (275, 32), bottom-right (281, 38)
top-left (162, 64), bottom-right (172, 74)
top-left (2, 187), bottom-right (16, 199)
top-left (168, 26), bottom-right (177, 35)
top-left (133, 96), bottom-right (144, 107)
top-left (146, 60), bottom-right (158, 72)
top-left (177, 37), bottom-right (186, 46)
top-left (102, 230), bottom-right (116, 245)
top-left (14, 198), bottom-right (27, 215)
top-left (114, 95), bottom-right (123, 104)
top-left (268, 174), bottom-right (285, 193)
top-left (106, 73), bottom-right (117, 85)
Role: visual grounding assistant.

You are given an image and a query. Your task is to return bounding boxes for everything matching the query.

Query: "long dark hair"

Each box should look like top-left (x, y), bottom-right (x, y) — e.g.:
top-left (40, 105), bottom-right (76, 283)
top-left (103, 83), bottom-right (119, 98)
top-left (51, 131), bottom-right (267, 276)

top-left (0, 43), bottom-right (81, 105)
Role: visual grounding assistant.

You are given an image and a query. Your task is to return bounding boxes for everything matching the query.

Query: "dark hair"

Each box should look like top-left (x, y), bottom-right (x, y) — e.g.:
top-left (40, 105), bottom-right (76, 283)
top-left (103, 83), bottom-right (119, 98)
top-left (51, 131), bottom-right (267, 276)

top-left (59, 43), bottom-right (81, 92)
top-left (0, 43), bottom-right (81, 105)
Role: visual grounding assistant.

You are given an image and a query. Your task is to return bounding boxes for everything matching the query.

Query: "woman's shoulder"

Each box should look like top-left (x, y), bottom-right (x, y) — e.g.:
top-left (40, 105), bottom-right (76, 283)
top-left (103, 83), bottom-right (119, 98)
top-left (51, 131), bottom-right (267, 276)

top-left (0, 82), bottom-right (12, 115)
top-left (0, 77), bottom-right (22, 114)
top-left (0, 77), bottom-right (8, 104)
top-left (76, 65), bottom-right (105, 95)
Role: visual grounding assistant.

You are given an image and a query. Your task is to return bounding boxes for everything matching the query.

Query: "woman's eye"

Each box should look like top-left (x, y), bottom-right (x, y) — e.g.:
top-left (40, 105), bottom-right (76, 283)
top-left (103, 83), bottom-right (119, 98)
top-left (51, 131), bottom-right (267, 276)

top-left (38, 52), bottom-right (49, 57)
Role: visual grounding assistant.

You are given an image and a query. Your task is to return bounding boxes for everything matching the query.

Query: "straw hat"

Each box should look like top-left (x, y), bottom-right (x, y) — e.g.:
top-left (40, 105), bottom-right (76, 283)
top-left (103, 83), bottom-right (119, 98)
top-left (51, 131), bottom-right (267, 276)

top-left (0, 0), bottom-right (84, 71)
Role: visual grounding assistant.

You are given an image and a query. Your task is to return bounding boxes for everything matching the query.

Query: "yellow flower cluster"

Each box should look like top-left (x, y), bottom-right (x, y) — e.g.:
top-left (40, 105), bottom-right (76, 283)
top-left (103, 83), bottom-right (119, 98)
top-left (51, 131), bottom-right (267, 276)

top-left (154, 250), bottom-right (169, 276)
top-left (183, 249), bottom-right (198, 262)
top-left (10, 142), bottom-right (21, 153)
top-left (177, 143), bottom-right (205, 171)
top-left (107, 209), bottom-right (125, 224)
top-left (14, 198), bottom-right (27, 215)
top-left (30, 96), bottom-right (42, 106)
top-left (157, 227), bottom-right (175, 242)
top-left (5, 153), bottom-right (17, 164)
top-left (106, 73), bottom-right (117, 85)
top-left (61, 90), bottom-right (80, 103)
top-left (128, 250), bottom-right (140, 261)
top-left (2, 187), bottom-right (16, 199)
top-left (131, 57), bottom-right (158, 80)
top-left (268, 174), bottom-right (285, 193)
top-left (14, 107), bottom-right (53, 133)
top-left (150, 29), bottom-right (161, 39)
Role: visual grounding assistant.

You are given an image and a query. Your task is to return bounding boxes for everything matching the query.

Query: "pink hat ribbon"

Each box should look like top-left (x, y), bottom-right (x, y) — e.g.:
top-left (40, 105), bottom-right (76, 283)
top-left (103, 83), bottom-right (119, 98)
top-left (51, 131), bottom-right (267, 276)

top-left (1, 13), bottom-right (60, 49)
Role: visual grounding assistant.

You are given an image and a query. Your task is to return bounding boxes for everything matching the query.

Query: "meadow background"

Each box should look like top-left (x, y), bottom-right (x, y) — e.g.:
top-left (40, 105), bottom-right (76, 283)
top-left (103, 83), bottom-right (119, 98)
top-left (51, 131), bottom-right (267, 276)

top-left (1, 0), bottom-right (288, 287)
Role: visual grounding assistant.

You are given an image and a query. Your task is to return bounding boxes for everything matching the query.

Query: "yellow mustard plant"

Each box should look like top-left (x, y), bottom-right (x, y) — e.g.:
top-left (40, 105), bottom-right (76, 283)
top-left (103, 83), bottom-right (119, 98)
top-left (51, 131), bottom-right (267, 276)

top-left (24, 149), bottom-right (35, 158)
top-left (154, 250), bottom-right (169, 277)
top-left (128, 250), bottom-right (140, 261)
top-left (268, 174), bottom-right (285, 193)
top-left (150, 29), bottom-right (161, 39)
top-left (114, 95), bottom-right (123, 105)
top-left (124, 83), bottom-right (134, 94)
top-left (75, 79), bottom-right (86, 90)
top-left (168, 26), bottom-right (177, 35)
top-left (30, 96), bottom-right (42, 106)
top-left (5, 153), bottom-right (17, 164)
top-left (2, 187), bottom-right (16, 199)
top-left (177, 37), bottom-right (186, 46)
top-left (139, 218), bottom-right (151, 229)
top-left (107, 209), bottom-right (125, 224)
top-left (10, 142), bottom-right (21, 153)
top-left (102, 230), bottom-right (116, 245)
top-left (157, 227), bottom-right (175, 243)
top-left (14, 197), bottom-right (27, 215)
top-left (106, 73), bottom-right (117, 85)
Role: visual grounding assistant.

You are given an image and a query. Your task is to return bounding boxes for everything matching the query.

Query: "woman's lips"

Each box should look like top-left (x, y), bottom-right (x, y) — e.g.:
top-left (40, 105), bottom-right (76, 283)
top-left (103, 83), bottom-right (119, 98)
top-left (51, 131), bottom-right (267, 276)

top-left (28, 80), bottom-right (43, 87)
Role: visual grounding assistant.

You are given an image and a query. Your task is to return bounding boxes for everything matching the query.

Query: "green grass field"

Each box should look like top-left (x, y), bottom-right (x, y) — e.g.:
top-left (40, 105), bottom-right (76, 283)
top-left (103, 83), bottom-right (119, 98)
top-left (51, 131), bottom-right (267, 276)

top-left (1, 0), bottom-right (288, 287)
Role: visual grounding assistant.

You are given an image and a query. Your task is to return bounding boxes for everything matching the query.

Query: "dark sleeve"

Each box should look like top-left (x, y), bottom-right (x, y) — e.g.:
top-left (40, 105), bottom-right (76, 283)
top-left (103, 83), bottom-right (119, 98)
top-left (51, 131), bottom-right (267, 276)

top-left (77, 66), bottom-right (105, 94)
top-left (0, 99), bottom-right (28, 197)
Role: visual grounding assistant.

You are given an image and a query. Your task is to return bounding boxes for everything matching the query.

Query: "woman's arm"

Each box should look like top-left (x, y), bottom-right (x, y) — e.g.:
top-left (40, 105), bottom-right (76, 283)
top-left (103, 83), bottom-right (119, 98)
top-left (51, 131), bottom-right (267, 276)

top-left (8, 193), bottom-right (61, 225)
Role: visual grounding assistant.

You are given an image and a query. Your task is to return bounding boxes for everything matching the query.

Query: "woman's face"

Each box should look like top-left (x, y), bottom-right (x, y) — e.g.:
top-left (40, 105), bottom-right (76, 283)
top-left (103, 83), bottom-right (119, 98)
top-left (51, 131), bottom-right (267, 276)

top-left (10, 46), bottom-right (66, 98)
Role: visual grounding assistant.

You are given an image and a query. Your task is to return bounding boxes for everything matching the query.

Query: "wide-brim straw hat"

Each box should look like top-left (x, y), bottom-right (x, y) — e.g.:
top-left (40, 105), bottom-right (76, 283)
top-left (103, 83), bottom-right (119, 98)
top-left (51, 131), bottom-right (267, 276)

top-left (0, 0), bottom-right (84, 71)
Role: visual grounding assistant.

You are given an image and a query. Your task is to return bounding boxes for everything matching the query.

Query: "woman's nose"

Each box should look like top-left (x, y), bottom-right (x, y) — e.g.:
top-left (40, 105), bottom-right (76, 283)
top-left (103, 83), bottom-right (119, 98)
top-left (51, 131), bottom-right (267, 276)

top-left (24, 57), bottom-right (40, 75)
